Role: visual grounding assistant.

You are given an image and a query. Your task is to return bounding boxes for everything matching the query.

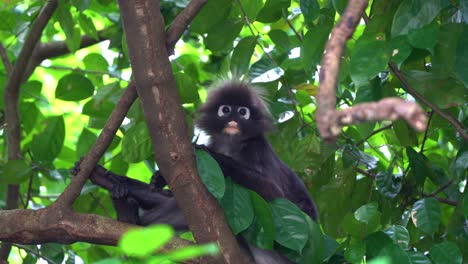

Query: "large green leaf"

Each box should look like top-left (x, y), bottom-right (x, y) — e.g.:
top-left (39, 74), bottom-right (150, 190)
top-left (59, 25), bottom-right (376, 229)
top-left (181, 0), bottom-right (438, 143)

top-left (391, 0), bottom-right (443, 37)
top-left (190, 0), bottom-right (232, 34)
top-left (121, 122), bottom-right (153, 163)
top-left (239, 0), bottom-right (264, 22)
top-left (345, 241), bottom-right (366, 263)
top-left (429, 241), bottom-right (463, 264)
top-left (411, 198), bottom-right (441, 234)
top-left (270, 198), bottom-right (309, 252)
top-left (384, 225), bottom-right (410, 249)
top-left (3, 159), bottom-right (32, 185)
top-left (205, 20), bottom-right (243, 53)
top-left (55, 74), bottom-right (95, 101)
top-left (406, 147), bottom-right (430, 186)
top-left (195, 149), bottom-right (225, 200)
top-left (354, 202), bottom-right (379, 223)
top-left (220, 178), bottom-right (254, 234)
top-left (350, 36), bottom-right (390, 86)
top-left (242, 191), bottom-right (275, 250)
top-left (301, 24), bottom-right (332, 71)
top-left (31, 116), bottom-right (65, 163)
top-left (407, 22), bottom-right (439, 51)
top-left (300, 0), bottom-right (320, 27)
top-left (57, 1), bottom-right (80, 52)
top-left (230, 36), bottom-right (257, 76)
top-left (174, 72), bottom-right (200, 104)
top-left (256, 0), bottom-right (291, 23)
top-left (76, 128), bottom-right (97, 158)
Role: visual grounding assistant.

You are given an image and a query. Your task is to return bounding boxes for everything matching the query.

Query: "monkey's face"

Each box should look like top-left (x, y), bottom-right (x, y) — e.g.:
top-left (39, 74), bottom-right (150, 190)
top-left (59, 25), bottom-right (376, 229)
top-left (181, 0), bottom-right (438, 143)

top-left (196, 82), bottom-right (273, 141)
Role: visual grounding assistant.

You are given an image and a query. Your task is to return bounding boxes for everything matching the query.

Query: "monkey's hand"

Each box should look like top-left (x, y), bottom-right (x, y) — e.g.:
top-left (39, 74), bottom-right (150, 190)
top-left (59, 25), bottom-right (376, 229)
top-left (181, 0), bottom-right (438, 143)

top-left (110, 181), bottom-right (129, 200)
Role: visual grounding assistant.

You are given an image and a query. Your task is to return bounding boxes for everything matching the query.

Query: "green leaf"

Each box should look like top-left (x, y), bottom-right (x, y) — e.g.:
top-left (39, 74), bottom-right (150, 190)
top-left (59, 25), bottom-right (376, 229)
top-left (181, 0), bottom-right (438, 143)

top-left (391, 0), bottom-right (443, 37)
top-left (174, 72), bottom-right (200, 104)
top-left (19, 102), bottom-right (41, 133)
top-left (83, 53), bottom-right (109, 72)
top-left (354, 202), bottom-right (379, 223)
top-left (31, 116), bottom-right (65, 163)
top-left (205, 20), bottom-right (243, 53)
top-left (0, 10), bottom-right (17, 31)
top-left (406, 147), bottom-right (429, 185)
top-left (429, 241), bottom-right (463, 264)
top-left (220, 178), bottom-right (254, 234)
top-left (190, 0), bottom-right (232, 34)
top-left (389, 36), bottom-right (412, 67)
top-left (257, 0), bottom-right (291, 23)
top-left (78, 13), bottom-right (98, 40)
top-left (350, 36), bottom-right (390, 86)
top-left (301, 23), bottom-right (332, 71)
top-left (411, 198), bottom-right (441, 234)
top-left (20, 80), bottom-right (42, 99)
top-left (376, 171), bottom-right (402, 198)
top-left (3, 159), bottom-right (32, 185)
top-left (122, 122), bottom-right (153, 163)
top-left (268, 30), bottom-right (290, 52)
top-left (393, 120), bottom-right (418, 147)
top-left (240, 0), bottom-right (264, 22)
top-left (298, 217), bottom-right (327, 264)
top-left (195, 149), bottom-right (225, 200)
top-left (407, 22), bottom-right (439, 51)
top-left (230, 36), bottom-right (257, 76)
top-left (76, 128), bottom-right (97, 158)
top-left (365, 232), bottom-right (411, 264)
top-left (57, 2), bottom-right (80, 52)
top-left (242, 191), bottom-right (275, 250)
top-left (270, 198), bottom-right (309, 252)
top-left (345, 241), bottom-right (366, 263)
top-left (119, 225), bottom-right (174, 257)
top-left (300, 0), bottom-right (320, 27)
top-left (384, 225), bottom-right (410, 249)
top-left (455, 25), bottom-right (468, 87)
top-left (55, 74), bottom-right (95, 101)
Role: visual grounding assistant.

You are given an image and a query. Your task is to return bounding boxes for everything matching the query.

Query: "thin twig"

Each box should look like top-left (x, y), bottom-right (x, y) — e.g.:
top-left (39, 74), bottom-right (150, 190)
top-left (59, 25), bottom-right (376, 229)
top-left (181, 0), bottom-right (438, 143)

top-left (389, 62), bottom-right (468, 140)
top-left (356, 123), bottom-right (393, 146)
top-left (419, 111), bottom-right (433, 154)
top-left (0, 43), bottom-right (12, 75)
top-left (426, 179), bottom-right (454, 197)
top-left (355, 167), bottom-right (376, 179)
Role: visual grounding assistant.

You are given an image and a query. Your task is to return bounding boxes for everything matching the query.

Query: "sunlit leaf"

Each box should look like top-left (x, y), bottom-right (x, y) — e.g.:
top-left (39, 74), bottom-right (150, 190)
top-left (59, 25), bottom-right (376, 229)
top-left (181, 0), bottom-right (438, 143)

top-left (384, 225), bottom-right (410, 249)
top-left (119, 225), bottom-right (174, 257)
top-left (230, 36), bottom-right (257, 76)
top-left (354, 202), bottom-right (379, 223)
top-left (3, 159), bottom-right (32, 185)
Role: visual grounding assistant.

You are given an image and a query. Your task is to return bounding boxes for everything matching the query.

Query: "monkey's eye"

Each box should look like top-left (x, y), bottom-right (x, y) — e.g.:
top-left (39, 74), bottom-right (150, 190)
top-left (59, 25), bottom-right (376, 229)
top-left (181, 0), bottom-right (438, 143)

top-left (237, 107), bottom-right (250, 119)
top-left (217, 105), bottom-right (232, 117)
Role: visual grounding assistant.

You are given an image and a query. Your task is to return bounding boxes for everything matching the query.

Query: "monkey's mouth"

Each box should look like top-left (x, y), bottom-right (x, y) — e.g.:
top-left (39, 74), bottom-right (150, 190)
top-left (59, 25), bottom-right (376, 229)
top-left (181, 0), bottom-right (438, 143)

top-left (223, 121), bottom-right (240, 135)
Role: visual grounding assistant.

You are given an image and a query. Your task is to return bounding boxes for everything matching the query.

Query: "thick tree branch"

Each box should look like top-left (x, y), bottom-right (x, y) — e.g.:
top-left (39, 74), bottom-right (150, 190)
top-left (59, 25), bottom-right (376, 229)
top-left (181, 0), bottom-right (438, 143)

top-left (0, 209), bottom-right (193, 251)
top-left (388, 62), bottom-right (468, 140)
top-left (55, 83), bottom-right (138, 208)
top-left (166, 0), bottom-right (208, 50)
top-left (316, 0), bottom-right (427, 142)
top-left (1, 0), bottom-right (58, 261)
top-left (118, 0), bottom-right (249, 263)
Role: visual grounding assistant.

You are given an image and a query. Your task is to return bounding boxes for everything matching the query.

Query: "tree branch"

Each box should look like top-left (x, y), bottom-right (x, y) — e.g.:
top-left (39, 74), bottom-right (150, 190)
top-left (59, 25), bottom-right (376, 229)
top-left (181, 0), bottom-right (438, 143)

top-left (118, 0), bottom-right (249, 262)
top-left (1, 0), bottom-right (58, 261)
top-left (316, 0), bottom-right (427, 142)
top-left (0, 209), bottom-right (193, 251)
top-left (388, 62), bottom-right (468, 140)
top-left (166, 0), bottom-right (208, 51)
top-left (0, 43), bottom-right (12, 75)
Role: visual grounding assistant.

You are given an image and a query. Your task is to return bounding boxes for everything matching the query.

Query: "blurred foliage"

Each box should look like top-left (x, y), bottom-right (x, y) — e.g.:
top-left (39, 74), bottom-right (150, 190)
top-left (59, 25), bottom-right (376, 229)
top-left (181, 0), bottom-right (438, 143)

top-left (0, 0), bottom-right (467, 263)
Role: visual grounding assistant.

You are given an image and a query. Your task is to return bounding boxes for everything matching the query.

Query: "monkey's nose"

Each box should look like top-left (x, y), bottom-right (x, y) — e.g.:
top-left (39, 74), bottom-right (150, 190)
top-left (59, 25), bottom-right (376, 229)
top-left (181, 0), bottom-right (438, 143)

top-left (223, 121), bottom-right (240, 135)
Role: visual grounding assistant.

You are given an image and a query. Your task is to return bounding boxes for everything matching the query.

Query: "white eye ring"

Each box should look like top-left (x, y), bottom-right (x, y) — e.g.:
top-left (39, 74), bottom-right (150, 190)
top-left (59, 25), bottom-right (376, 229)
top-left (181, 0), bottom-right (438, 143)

top-left (217, 105), bottom-right (231, 117)
top-left (237, 107), bottom-right (250, 119)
